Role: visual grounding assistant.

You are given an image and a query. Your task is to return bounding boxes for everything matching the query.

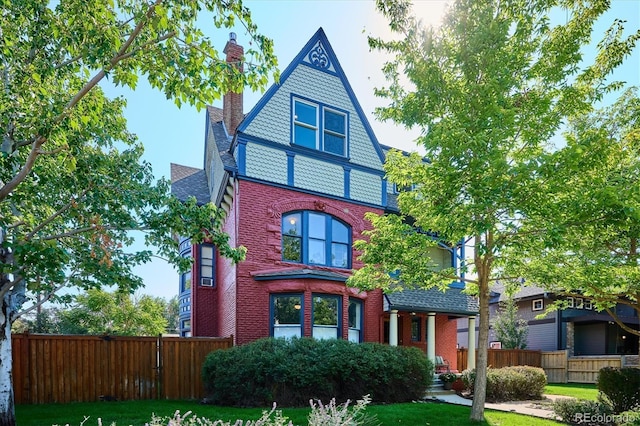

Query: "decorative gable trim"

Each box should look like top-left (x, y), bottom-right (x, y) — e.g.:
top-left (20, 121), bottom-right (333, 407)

top-left (235, 27), bottom-right (386, 165)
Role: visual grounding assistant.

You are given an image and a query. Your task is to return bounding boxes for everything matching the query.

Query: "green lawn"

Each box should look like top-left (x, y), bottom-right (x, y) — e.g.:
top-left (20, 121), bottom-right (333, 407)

top-left (16, 400), bottom-right (564, 426)
top-left (544, 383), bottom-right (599, 401)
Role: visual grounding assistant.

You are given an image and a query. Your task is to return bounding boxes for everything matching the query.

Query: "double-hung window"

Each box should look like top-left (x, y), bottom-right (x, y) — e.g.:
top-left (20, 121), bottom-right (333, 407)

top-left (200, 245), bottom-right (214, 287)
top-left (293, 99), bottom-right (347, 156)
top-left (313, 294), bottom-right (340, 340)
top-left (272, 294), bottom-right (303, 338)
top-left (348, 299), bottom-right (362, 343)
top-left (282, 211), bottom-right (350, 268)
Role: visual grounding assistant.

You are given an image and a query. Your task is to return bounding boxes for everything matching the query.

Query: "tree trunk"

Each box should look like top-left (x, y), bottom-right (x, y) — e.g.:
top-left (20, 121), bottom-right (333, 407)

top-left (470, 270), bottom-right (490, 421)
top-left (0, 295), bottom-right (15, 426)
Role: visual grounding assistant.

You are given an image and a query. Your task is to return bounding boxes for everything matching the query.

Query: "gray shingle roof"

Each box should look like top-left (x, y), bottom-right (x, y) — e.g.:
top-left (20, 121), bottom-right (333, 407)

top-left (207, 106), bottom-right (237, 170)
top-left (170, 163), bottom-right (210, 205)
top-left (491, 282), bottom-right (546, 303)
top-left (385, 286), bottom-right (479, 316)
top-left (252, 268), bottom-right (349, 282)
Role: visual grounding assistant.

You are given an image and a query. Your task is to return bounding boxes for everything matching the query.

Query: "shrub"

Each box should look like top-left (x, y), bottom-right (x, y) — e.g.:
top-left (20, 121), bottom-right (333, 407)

top-left (451, 378), bottom-right (465, 393)
top-left (202, 337), bottom-right (433, 407)
top-left (619, 407), bottom-right (640, 426)
top-left (438, 372), bottom-right (458, 383)
top-left (597, 367), bottom-right (640, 414)
top-left (553, 398), bottom-right (614, 426)
top-left (485, 366), bottom-right (546, 402)
top-left (460, 368), bottom-right (476, 392)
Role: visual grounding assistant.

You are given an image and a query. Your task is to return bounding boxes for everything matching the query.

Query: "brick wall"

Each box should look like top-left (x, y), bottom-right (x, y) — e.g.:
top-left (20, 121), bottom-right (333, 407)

top-left (234, 179), bottom-right (384, 345)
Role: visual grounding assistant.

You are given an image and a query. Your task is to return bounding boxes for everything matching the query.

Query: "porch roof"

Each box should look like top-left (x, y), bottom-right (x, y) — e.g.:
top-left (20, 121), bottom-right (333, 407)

top-left (384, 287), bottom-right (479, 316)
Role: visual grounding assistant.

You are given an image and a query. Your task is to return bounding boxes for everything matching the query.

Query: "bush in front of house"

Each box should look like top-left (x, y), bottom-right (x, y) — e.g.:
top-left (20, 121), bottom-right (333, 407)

top-left (553, 398), bottom-right (615, 426)
top-left (201, 337), bottom-right (433, 407)
top-left (597, 367), bottom-right (640, 414)
top-left (459, 366), bottom-right (546, 401)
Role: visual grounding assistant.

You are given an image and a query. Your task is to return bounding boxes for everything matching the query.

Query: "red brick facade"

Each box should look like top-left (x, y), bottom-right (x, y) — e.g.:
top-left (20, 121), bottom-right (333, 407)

top-left (232, 179), bottom-right (383, 345)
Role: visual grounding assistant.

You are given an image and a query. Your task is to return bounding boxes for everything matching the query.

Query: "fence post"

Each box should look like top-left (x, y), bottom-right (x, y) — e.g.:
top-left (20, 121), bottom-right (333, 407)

top-left (157, 334), bottom-right (163, 400)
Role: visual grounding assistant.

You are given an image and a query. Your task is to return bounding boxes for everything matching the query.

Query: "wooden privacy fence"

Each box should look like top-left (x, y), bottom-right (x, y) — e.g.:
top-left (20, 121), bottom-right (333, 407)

top-left (541, 350), bottom-right (631, 383)
top-left (12, 333), bottom-right (233, 404)
top-left (457, 348), bottom-right (542, 371)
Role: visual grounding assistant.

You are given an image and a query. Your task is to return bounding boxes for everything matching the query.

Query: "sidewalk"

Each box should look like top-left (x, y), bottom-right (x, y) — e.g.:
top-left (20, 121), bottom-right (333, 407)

top-left (425, 392), bottom-right (573, 420)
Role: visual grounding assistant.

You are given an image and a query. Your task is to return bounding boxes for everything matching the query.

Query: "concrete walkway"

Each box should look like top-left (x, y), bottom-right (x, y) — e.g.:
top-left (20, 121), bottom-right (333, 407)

top-left (425, 392), bottom-right (573, 420)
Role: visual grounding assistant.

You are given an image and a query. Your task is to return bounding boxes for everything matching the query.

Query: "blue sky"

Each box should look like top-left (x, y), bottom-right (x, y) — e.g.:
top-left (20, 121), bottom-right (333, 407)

top-left (102, 1), bottom-right (639, 300)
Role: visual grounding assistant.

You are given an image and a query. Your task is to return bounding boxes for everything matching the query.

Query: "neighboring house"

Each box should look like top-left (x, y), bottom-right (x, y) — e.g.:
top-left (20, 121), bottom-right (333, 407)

top-left (171, 28), bottom-right (478, 372)
top-left (457, 284), bottom-right (639, 356)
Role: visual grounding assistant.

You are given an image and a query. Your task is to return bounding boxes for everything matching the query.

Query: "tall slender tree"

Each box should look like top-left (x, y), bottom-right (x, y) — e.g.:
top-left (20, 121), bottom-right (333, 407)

top-left (0, 1), bottom-right (277, 424)
top-left (350, 0), bottom-right (638, 420)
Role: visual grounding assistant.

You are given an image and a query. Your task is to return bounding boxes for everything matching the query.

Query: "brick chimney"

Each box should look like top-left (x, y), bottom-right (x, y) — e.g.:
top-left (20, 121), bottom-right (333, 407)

top-left (223, 32), bottom-right (244, 135)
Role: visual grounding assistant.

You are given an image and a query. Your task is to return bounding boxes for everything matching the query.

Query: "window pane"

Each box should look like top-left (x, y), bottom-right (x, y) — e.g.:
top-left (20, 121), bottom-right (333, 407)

top-left (348, 300), bottom-right (361, 329)
top-left (201, 246), bottom-right (214, 259)
top-left (283, 213), bottom-right (301, 236)
top-left (411, 318), bottom-right (421, 341)
top-left (313, 296), bottom-right (338, 325)
top-left (295, 101), bottom-right (317, 126)
top-left (282, 235), bottom-right (301, 262)
top-left (274, 296), bottom-right (301, 325)
top-left (181, 271), bottom-right (191, 291)
top-left (314, 326), bottom-right (338, 340)
top-left (308, 213), bottom-right (325, 239)
top-left (201, 266), bottom-right (212, 278)
top-left (332, 220), bottom-right (349, 243)
top-left (294, 125), bottom-right (317, 149)
top-left (324, 110), bottom-right (345, 134)
top-left (331, 243), bottom-right (348, 268)
top-left (323, 133), bottom-right (345, 155)
top-left (274, 325), bottom-right (301, 339)
top-left (348, 329), bottom-right (360, 343)
top-left (308, 239), bottom-right (325, 264)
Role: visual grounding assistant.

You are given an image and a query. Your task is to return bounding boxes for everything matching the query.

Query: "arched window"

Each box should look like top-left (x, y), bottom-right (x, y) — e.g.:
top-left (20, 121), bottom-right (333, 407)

top-left (282, 211), bottom-right (351, 268)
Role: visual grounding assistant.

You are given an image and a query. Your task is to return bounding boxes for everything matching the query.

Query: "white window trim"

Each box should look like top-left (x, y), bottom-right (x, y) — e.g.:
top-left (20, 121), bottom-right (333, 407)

top-left (566, 297), bottom-right (574, 308)
top-left (293, 98), bottom-right (319, 149)
top-left (584, 299), bottom-right (592, 310)
top-left (532, 299), bottom-right (544, 311)
top-left (576, 298), bottom-right (584, 309)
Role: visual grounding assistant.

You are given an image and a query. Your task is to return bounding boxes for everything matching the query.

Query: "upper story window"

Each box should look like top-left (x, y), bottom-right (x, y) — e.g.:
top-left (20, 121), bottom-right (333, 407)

top-left (293, 98), bottom-right (347, 156)
top-left (200, 245), bottom-right (215, 287)
top-left (282, 211), bottom-right (350, 268)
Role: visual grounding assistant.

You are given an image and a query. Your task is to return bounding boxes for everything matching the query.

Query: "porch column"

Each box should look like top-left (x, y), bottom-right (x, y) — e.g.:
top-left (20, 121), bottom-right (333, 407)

top-left (566, 321), bottom-right (574, 356)
top-left (389, 309), bottom-right (399, 346)
top-left (467, 316), bottom-right (476, 370)
top-left (427, 312), bottom-right (436, 364)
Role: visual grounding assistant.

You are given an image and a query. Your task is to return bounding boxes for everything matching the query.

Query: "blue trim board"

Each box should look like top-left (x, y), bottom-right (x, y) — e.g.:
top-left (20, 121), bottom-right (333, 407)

top-left (286, 151), bottom-right (295, 186)
top-left (237, 175), bottom-right (386, 210)
top-left (237, 140), bottom-right (247, 175)
top-left (237, 134), bottom-right (384, 177)
top-left (343, 166), bottom-right (351, 199)
top-left (235, 27), bottom-right (387, 165)
top-left (381, 179), bottom-right (387, 207)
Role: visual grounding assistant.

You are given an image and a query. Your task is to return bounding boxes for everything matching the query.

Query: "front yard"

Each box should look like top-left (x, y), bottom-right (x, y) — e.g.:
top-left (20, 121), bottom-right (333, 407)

top-left (17, 399), bottom-right (564, 426)
top-left (543, 383), bottom-right (599, 401)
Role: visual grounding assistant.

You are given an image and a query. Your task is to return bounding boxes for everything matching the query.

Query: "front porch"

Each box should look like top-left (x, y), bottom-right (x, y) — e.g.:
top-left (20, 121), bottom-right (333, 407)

top-left (383, 286), bottom-right (479, 373)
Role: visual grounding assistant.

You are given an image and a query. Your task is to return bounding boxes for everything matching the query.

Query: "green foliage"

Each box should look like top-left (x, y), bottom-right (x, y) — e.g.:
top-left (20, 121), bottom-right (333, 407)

top-left (485, 366), bottom-right (547, 402)
top-left (353, 0), bottom-right (639, 420)
top-left (438, 372), bottom-right (458, 383)
top-left (619, 407), bottom-right (640, 426)
top-left (553, 398), bottom-right (615, 426)
top-left (492, 293), bottom-right (529, 349)
top-left (597, 367), bottom-right (640, 414)
top-left (0, 0), bottom-right (278, 307)
top-left (460, 369), bottom-right (476, 392)
top-left (201, 337), bottom-right (433, 407)
top-left (506, 88), bottom-right (640, 339)
top-left (54, 289), bottom-right (167, 336)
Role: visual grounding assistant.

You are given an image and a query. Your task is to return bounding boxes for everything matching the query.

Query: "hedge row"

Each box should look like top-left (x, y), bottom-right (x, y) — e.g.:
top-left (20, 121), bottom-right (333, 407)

top-left (202, 337), bottom-right (433, 407)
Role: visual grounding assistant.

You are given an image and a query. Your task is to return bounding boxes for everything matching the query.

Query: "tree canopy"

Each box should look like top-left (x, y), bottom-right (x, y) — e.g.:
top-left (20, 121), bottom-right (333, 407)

top-left (507, 88), bottom-right (640, 337)
top-left (350, 0), bottom-right (639, 421)
top-left (0, 1), bottom-right (278, 424)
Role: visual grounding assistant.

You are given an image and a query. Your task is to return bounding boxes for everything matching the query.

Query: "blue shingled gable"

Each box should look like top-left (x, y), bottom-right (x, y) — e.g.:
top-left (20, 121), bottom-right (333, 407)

top-left (235, 27), bottom-right (386, 165)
